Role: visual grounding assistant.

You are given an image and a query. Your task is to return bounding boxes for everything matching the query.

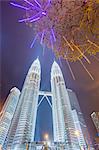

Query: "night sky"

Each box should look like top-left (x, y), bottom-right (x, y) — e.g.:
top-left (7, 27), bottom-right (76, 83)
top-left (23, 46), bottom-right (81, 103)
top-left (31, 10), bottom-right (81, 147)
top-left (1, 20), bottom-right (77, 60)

top-left (1, 0), bottom-right (99, 142)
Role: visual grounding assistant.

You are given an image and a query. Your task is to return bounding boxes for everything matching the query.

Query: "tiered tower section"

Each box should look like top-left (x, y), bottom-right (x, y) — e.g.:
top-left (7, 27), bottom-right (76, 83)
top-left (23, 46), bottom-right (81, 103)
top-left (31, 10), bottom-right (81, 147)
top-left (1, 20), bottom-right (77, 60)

top-left (51, 61), bottom-right (79, 150)
top-left (0, 87), bottom-right (20, 147)
top-left (12, 58), bottom-right (41, 149)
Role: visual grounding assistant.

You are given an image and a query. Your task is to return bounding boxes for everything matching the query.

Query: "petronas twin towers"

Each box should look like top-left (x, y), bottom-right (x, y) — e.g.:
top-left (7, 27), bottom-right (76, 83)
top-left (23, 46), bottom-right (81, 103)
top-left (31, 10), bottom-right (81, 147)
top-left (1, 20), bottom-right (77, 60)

top-left (0, 58), bottom-right (87, 150)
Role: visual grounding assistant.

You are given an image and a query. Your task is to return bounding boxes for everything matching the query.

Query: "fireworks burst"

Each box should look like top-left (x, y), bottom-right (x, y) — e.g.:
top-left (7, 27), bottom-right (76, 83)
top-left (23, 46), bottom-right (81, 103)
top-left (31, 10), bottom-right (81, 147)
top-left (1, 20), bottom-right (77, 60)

top-left (10, 0), bottom-right (99, 80)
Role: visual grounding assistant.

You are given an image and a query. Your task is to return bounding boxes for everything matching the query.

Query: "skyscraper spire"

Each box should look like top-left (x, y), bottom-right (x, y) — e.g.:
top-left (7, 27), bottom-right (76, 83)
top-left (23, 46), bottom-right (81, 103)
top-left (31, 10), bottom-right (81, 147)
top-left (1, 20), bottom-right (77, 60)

top-left (51, 61), bottom-right (79, 150)
top-left (51, 61), bottom-right (63, 77)
top-left (11, 58), bottom-right (41, 150)
top-left (1, 59), bottom-right (92, 150)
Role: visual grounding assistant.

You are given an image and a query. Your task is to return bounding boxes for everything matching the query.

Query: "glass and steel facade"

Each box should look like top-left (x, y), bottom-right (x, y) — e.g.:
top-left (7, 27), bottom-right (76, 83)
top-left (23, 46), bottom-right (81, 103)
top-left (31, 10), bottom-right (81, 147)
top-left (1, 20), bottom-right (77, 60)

top-left (0, 87), bottom-right (20, 146)
top-left (67, 89), bottom-right (94, 149)
top-left (72, 109), bottom-right (87, 149)
top-left (91, 112), bottom-right (99, 133)
top-left (0, 59), bottom-right (93, 150)
top-left (51, 61), bottom-right (79, 150)
top-left (12, 59), bottom-right (41, 149)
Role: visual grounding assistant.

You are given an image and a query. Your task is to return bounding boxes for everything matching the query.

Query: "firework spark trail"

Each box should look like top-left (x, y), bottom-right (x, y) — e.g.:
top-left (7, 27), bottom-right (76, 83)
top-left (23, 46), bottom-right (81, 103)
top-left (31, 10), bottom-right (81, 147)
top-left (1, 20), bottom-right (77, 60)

top-left (34, 0), bottom-right (41, 8)
top-left (11, 1), bottom-right (47, 23)
top-left (42, 44), bottom-right (46, 56)
top-left (24, 0), bottom-right (41, 11)
top-left (66, 60), bottom-right (76, 80)
top-left (30, 34), bottom-right (38, 48)
top-left (10, 1), bottom-right (41, 12)
top-left (63, 36), bottom-right (74, 51)
top-left (24, 0), bottom-right (34, 7)
top-left (78, 59), bottom-right (94, 80)
top-left (19, 11), bottom-right (45, 23)
top-left (10, 0), bottom-right (99, 66)
top-left (51, 28), bottom-right (56, 42)
top-left (50, 35), bottom-right (54, 50)
top-left (10, 2), bottom-right (30, 10)
top-left (87, 40), bottom-right (99, 49)
top-left (10, 0), bottom-right (51, 50)
top-left (45, 0), bottom-right (51, 10)
top-left (19, 15), bottom-right (39, 23)
top-left (30, 17), bottom-right (40, 22)
top-left (64, 44), bottom-right (76, 80)
top-left (59, 58), bottom-right (62, 67)
top-left (40, 30), bottom-right (45, 45)
top-left (41, 12), bottom-right (46, 15)
top-left (71, 41), bottom-right (91, 64)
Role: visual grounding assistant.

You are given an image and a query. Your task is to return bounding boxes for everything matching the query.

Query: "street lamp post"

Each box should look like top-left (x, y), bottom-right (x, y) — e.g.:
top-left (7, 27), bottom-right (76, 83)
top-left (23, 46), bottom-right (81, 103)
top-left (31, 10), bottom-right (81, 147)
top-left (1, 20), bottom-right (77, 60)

top-left (43, 133), bottom-right (51, 150)
top-left (26, 143), bottom-right (29, 150)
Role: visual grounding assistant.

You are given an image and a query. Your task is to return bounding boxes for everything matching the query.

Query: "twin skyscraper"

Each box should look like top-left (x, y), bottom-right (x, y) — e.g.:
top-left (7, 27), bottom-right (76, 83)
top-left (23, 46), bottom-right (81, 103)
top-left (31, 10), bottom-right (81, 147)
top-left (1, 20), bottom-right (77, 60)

top-left (0, 59), bottom-right (90, 150)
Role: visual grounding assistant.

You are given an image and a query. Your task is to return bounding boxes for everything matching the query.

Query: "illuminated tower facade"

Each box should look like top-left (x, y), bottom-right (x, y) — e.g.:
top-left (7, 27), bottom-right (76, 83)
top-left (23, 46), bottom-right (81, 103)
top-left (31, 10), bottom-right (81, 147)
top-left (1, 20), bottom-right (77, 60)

top-left (91, 112), bottom-right (99, 150)
top-left (91, 112), bottom-right (99, 133)
top-left (0, 87), bottom-right (20, 147)
top-left (12, 58), bottom-right (41, 149)
top-left (51, 61), bottom-right (79, 150)
top-left (67, 89), bottom-right (94, 149)
top-left (0, 59), bottom-right (93, 150)
top-left (72, 109), bottom-right (87, 149)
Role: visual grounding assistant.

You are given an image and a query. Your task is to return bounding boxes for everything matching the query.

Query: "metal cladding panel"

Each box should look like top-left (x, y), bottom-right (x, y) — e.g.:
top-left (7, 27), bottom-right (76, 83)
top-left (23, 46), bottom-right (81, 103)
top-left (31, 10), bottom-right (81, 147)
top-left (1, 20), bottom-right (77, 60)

top-left (0, 88), bottom-right (20, 146)
top-left (51, 61), bottom-right (79, 149)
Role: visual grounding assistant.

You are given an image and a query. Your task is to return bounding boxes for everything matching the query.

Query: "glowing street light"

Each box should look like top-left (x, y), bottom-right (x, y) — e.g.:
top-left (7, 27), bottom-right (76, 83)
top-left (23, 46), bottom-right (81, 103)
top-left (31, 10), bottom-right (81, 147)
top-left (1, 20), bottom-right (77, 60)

top-left (43, 133), bottom-right (51, 149)
top-left (75, 130), bottom-right (80, 137)
top-left (44, 133), bottom-right (49, 141)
